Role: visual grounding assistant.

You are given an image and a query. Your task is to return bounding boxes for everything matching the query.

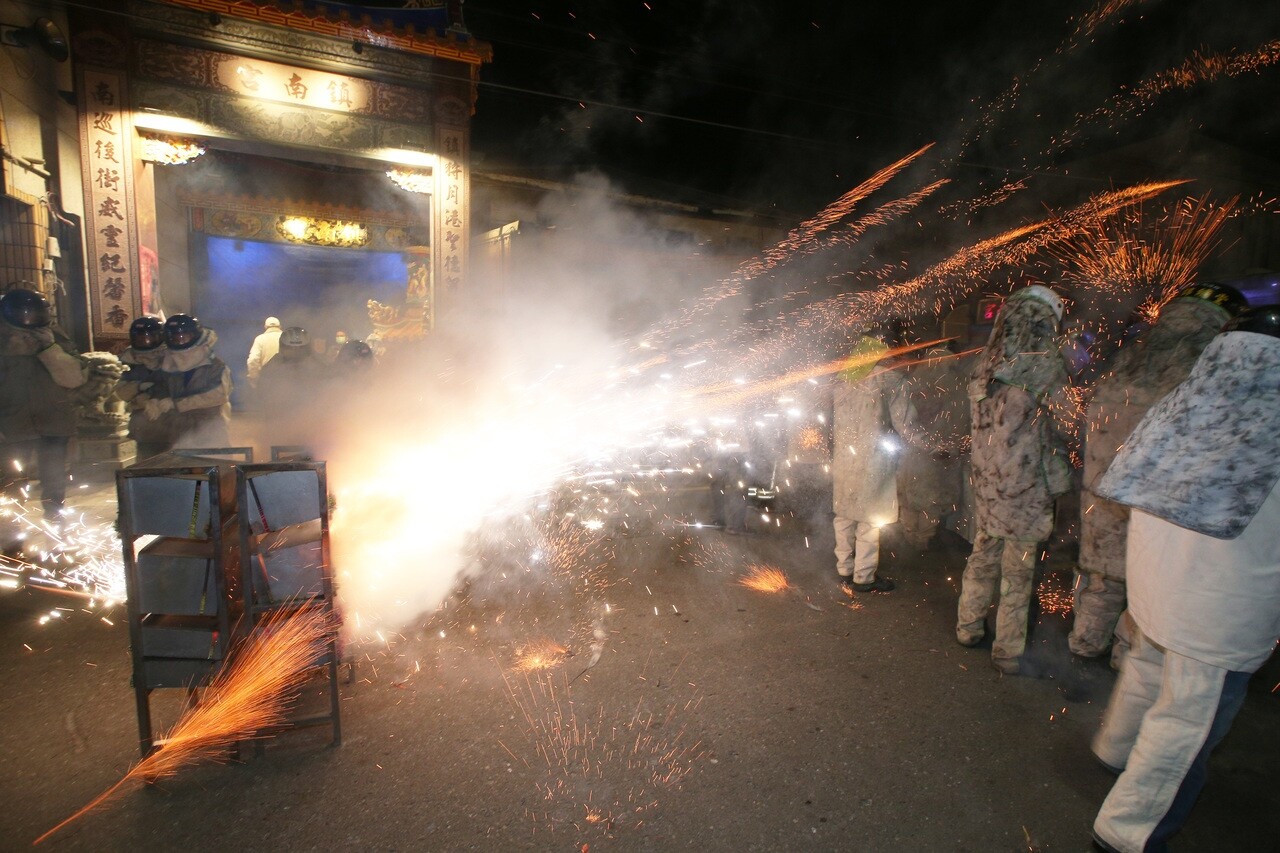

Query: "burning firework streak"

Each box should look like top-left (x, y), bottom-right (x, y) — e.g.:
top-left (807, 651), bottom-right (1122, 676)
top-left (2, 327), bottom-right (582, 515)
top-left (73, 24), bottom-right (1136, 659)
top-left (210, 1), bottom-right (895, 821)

top-left (1053, 39), bottom-right (1280, 158)
top-left (34, 607), bottom-right (334, 845)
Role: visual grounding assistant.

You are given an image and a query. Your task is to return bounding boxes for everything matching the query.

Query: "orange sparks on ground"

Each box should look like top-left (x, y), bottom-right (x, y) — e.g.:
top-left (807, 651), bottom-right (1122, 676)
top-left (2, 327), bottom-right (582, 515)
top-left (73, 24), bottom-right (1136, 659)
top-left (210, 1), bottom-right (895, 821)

top-left (35, 607), bottom-right (333, 845)
top-left (738, 565), bottom-right (790, 593)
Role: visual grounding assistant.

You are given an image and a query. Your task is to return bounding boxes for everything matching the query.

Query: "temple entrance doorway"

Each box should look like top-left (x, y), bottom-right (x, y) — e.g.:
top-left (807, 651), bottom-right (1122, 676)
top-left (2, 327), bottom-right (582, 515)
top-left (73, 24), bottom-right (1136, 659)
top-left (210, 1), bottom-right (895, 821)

top-left (151, 147), bottom-right (431, 406)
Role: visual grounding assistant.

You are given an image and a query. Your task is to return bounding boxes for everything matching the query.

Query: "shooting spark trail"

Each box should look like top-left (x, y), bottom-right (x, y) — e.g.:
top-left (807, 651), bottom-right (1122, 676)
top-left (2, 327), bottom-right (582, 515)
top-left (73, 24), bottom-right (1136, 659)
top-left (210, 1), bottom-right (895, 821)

top-left (34, 607), bottom-right (333, 845)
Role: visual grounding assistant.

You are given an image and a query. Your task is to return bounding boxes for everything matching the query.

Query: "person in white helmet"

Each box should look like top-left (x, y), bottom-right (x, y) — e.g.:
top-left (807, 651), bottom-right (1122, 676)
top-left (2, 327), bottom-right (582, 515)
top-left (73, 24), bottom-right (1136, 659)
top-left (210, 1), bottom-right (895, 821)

top-left (246, 316), bottom-right (282, 388)
top-left (955, 285), bottom-right (1074, 675)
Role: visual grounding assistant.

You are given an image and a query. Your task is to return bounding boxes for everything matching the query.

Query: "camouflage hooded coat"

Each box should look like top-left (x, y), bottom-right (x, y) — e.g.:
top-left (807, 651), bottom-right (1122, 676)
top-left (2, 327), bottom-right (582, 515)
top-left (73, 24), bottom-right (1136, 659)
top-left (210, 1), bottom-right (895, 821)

top-left (1080, 297), bottom-right (1231, 578)
top-left (968, 290), bottom-right (1073, 542)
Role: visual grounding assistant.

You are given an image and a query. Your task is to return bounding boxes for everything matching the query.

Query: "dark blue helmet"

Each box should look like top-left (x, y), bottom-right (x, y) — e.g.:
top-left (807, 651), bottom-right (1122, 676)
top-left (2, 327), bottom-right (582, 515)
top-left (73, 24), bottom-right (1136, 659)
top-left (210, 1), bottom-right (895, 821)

top-left (1222, 304), bottom-right (1280, 339)
top-left (336, 339), bottom-right (373, 365)
top-left (1, 288), bottom-right (51, 329)
top-left (129, 316), bottom-right (165, 351)
top-left (164, 314), bottom-right (202, 350)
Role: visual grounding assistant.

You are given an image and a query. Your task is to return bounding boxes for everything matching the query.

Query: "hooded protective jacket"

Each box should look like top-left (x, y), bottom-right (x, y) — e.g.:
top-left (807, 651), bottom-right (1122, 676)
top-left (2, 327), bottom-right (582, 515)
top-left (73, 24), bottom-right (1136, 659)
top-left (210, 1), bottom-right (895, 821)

top-left (0, 322), bottom-right (87, 441)
top-left (832, 339), bottom-right (919, 523)
top-left (149, 329), bottom-right (232, 446)
top-left (1098, 329), bottom-right (1280, 540)
top-left (968, 290), bottom-right (1073, 541)
top-left (118, 345), bottom-right (168, 446)
top-left (1080, 297), bottom-right (1231, 578)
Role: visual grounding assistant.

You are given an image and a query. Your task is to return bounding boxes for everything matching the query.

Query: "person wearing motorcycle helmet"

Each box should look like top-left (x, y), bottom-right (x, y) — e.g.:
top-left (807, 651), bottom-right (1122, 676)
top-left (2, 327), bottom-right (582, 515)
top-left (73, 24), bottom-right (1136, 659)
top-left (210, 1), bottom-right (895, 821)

top-left (143, 313), bottom-right (231, 453)
top-left (0, 288), bottom-right (87, 519)
top-left (117, 316), bottom-right (170, 458)
top-left (1090, 302), bottom-right (1280, 853)
top-left (335, 339), bottom-right (373, 368)
top-left (0, 287), bottom-right (52, 330)
top-left (256, 325), bottom-right (329, 446)
top-left (129, 316), bottom-right (165, 352)
top-left (1071, 281), bottom-right (1249, 667)
top-left (274, 325), bottom-right (312, 361)
top-left (163, 313), bottom-right (202, 350)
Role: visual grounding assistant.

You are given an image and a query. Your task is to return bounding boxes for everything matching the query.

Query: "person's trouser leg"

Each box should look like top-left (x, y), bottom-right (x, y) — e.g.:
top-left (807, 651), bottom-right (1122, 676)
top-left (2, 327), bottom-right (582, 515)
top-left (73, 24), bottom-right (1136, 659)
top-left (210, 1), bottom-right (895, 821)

top-left (1094, 632), bottom-right (1247, 852)
top-left (956, 529), bottom-right (1002, 643)
top-left (852, 521), bottom-right (881, 584)
top-left (1146, 668), bottom-right (1249, 850)
top-left (899, 508), bottom-right (933, 551)
top-left (1093, 625), bottom-right (1165, 772)
top-left (36, 436), bottom-right (69, 520)
top-left (833, 515), bottom-right (855, 577)
top-left (1111, 610), bottom-right (1136, 671)
top-left (1070, 572), bottom-right (1127, 657)
top-left (991, 538), bottom-right (1037, 663)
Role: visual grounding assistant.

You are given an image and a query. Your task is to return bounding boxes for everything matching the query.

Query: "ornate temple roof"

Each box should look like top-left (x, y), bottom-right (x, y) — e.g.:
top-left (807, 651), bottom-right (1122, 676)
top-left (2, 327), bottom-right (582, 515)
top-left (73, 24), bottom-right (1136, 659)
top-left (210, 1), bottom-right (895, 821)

top-left (158, 0), bottom-right (493, 64)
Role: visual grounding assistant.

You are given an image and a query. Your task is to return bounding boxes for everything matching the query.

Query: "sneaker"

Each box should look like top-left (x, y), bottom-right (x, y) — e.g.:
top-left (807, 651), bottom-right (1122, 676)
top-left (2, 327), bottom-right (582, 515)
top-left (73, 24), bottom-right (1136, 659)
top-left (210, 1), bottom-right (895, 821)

top-left (850, 576), bottom-right (895, 593)
top-left (956, 632), bottom-right (983, 648)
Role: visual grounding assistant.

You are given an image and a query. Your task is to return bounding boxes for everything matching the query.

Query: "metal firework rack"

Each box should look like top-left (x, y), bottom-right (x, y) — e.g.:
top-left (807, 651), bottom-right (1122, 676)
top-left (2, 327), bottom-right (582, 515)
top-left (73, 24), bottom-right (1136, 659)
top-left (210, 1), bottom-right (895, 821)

top-left (117, 456), bottom-right (239, 756)
top-left (236, 460), bottom-right (341, 747)
top-left (117, 451), bottom-right (342, 757)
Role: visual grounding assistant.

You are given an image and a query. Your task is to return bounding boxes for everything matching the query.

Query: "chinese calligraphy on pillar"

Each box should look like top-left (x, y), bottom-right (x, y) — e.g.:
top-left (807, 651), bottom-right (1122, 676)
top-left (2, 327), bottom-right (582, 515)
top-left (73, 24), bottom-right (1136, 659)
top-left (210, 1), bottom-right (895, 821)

top-left (78, 68), bottom-right (140, 340)
top-left (432, 124), bottom-right (468, 326)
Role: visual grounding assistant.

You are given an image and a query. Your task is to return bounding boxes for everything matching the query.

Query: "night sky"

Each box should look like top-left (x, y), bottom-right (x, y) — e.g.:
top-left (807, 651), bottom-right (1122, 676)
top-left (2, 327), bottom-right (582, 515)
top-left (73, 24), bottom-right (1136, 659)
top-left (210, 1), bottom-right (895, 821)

top-left (456, 0), bottom-right (1279, 217)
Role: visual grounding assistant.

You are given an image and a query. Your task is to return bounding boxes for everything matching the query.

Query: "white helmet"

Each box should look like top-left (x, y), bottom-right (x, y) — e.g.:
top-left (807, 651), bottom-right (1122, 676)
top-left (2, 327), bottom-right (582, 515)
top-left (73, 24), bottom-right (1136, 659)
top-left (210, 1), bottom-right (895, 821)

top-left (1020, 285), bottom-right (1065, 324)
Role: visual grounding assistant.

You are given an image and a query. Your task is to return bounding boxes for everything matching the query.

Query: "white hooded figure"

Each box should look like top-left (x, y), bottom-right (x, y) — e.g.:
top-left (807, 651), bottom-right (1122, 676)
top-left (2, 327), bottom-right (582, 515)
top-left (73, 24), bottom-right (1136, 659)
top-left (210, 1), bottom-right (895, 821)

top-left (1090, 305), bottom-right (1280, 853)
top-left (246, 316), bottom-right (282, 387)
top-left (830, 333), bottom-right (920, 592)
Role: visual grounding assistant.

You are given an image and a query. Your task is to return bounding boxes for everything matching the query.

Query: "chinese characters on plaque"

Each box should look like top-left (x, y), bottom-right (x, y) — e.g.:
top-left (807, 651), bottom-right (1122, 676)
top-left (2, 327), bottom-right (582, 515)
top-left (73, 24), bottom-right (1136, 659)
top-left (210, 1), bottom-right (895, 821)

top-left (433, 126), bottom-right (468, 323)
top-left (79, 69), bottom-right (138, 337)
top-left (215, 57), bottom-right (371, 114)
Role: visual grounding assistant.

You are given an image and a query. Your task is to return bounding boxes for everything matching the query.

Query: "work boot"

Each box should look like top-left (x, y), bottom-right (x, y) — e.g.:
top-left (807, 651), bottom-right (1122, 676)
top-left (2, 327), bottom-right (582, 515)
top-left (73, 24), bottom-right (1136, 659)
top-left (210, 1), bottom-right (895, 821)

top-left (850, 576), bottom-right (895, 593)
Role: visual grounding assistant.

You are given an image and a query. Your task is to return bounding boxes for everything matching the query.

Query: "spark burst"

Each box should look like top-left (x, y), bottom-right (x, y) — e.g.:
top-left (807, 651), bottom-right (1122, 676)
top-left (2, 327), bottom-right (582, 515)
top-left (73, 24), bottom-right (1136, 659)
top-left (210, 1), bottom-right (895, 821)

top-left (737, 565), bottom-right (790, 593)
top-left (0, 494), bottom-right (125, 606)
top-left (504, 670), bottom-right (705, 838)
top-left (34, 606), bottom-right (334, 845)
top-left (514, 639), bottom-right (571, 673)
top-left (1047, 194), bottom-right (1237, 312)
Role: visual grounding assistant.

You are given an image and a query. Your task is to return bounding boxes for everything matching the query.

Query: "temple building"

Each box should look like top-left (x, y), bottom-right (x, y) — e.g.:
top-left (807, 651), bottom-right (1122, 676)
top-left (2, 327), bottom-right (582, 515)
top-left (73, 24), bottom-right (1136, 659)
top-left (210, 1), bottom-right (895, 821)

top-left (0, 0), bottom-right (490, 369)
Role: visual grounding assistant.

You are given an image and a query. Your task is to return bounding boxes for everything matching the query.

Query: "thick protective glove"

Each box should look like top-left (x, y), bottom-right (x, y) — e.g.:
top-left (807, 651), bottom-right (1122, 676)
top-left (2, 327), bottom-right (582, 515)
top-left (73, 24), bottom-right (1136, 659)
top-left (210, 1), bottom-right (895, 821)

top-left (144, 396), bottom-right (174, 421)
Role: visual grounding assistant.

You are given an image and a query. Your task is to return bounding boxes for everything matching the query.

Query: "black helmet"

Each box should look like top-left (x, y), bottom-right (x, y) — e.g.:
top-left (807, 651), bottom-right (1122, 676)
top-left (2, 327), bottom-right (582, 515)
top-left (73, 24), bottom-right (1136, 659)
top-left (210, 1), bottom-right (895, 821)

top-left (164, 314), bottom-right (203, 350)
top-left (1, 288), bottom-right (51, 329)
top-left (1222, 304), bottom-right (1280, 339)
top-left (280, 326), bottom-right (310, 349)
top-left (129, 316), bottom-right (165, 351)
top-left (336, 339), bottom-right (373, 365)
top-left (1174, 282), bottom-right (1248, 317)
